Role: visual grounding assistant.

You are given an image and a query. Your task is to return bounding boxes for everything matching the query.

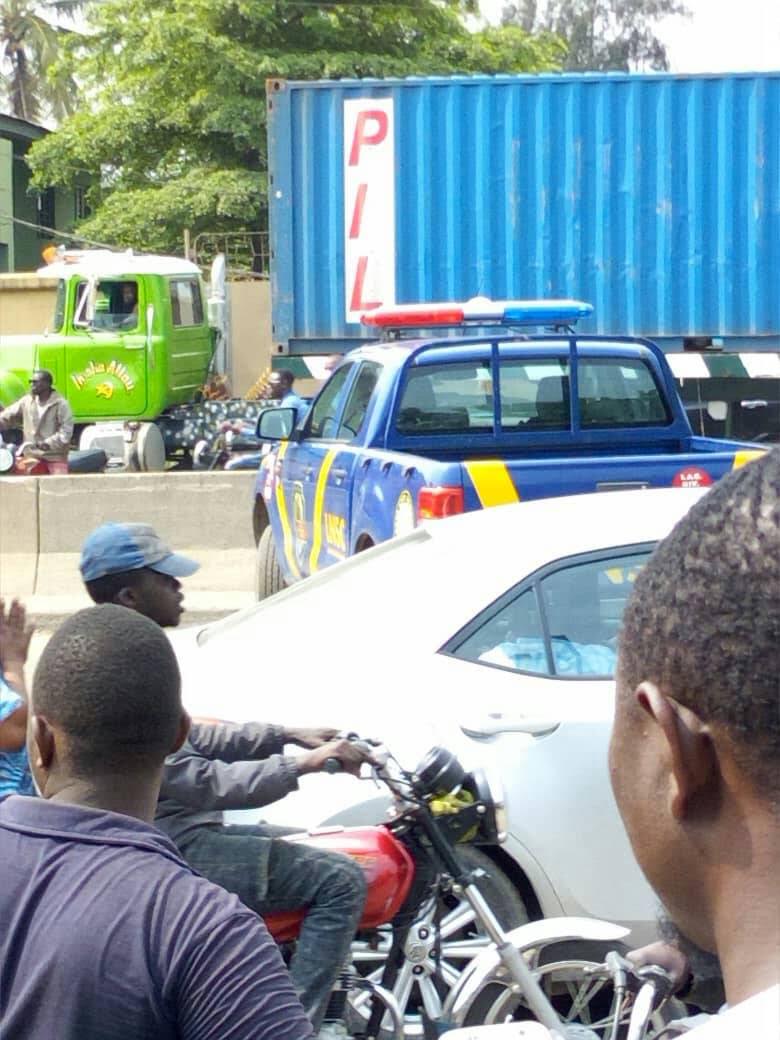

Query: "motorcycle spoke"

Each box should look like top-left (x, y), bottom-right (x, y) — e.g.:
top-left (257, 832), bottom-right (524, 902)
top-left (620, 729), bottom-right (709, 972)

top-left (392, 961), bottom-right (416, 1021)
top-left (560, 974), bottom-right (610, 1025)
top-left (418, 977), bottom-right (444, 1020)
top-left (441, 936), bottom-right (492, 960)
top-left (351, 947), bottom-right (392, 963)
top-left (438, 902), bottom-right (477, 938)
top-left (436, 960), bottom-right (463, 988)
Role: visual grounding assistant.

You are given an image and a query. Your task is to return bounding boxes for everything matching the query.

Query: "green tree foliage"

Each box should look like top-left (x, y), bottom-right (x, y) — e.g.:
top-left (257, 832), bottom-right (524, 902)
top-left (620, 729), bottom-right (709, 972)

top-left (502, 0), bottom-right (688, 71)
top-left (27, 0), bottom-right (564, 253)
top-left (0, 0), bottom-right (82, 122)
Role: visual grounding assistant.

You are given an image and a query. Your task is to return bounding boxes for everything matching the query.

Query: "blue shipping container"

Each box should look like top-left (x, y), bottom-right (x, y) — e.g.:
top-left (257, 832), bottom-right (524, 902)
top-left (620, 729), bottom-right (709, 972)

top-left (267, 72), bottom-right (780, 354)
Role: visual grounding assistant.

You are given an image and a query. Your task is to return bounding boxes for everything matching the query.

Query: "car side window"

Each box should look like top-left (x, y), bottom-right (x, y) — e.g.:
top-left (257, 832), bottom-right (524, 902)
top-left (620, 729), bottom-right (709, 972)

top-left (446, 549), bottom-right (652, 678)
top-left (338, 362), bottom-right (381, 440)
top-left (306, 364), bottom-right (353, 440)
top-left (453, 588), bottom-right (550, 674)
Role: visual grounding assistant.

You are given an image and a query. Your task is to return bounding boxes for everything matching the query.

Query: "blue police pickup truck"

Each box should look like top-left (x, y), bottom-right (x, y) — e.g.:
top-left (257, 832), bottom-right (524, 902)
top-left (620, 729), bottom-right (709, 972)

top-left (252, 300), bottom-right (763, 599)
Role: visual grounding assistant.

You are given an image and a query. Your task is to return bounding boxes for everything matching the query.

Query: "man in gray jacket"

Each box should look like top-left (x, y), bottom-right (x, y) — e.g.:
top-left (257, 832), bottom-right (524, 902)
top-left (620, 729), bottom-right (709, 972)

top-left (0, 369), bottom-right (73, 474)
top-left (80, 521), bottom-right (370, 1036)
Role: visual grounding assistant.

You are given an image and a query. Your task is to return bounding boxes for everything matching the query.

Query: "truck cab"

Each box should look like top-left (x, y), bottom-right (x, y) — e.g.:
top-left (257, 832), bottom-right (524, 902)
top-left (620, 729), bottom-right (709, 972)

top-left (0, 250), bottom-right (215, 422)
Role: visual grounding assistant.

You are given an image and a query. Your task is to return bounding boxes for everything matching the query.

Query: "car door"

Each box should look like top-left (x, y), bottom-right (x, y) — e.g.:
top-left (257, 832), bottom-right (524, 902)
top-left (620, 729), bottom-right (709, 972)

top-left (281, 363), bottom-right (355, 577)
top-left (435, 545), bottom-right (659, 928)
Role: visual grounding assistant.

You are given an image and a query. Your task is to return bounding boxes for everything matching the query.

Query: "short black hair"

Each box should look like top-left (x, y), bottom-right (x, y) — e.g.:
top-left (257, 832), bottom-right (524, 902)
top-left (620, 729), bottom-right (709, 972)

top-left (33, 605), bottom-right (182, 778)
top-left (618, 449), bottom-right (780, 800)
top-left (277, 369), bottom-right (295, 387)
top-left (84, 568), bottom-right (146, 605)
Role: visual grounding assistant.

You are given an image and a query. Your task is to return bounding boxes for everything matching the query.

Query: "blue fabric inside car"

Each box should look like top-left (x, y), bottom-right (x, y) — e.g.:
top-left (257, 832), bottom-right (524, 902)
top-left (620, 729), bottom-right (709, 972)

top-left (479, 637), bottom-right (616, 676)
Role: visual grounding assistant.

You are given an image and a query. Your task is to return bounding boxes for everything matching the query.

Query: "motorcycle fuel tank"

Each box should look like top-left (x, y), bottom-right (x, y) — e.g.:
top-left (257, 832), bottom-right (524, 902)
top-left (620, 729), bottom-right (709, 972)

top-left (265, 826), bottom-right (415, 942)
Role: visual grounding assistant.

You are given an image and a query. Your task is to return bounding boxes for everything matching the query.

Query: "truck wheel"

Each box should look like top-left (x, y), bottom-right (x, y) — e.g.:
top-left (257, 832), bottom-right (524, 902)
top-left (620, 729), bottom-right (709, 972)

top-left (256, 526), bottom-right (285, 600)
top-left (136, 423), bottom-right (166, 472)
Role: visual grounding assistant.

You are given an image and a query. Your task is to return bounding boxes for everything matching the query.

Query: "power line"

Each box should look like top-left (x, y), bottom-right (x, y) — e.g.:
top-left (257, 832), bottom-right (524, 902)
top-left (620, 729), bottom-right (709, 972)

top-left (0, 212), bottom-right (117, 250)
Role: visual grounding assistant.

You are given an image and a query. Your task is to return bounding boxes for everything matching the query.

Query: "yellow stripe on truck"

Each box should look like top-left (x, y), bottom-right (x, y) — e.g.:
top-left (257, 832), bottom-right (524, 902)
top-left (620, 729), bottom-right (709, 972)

top-left (464, 460), bottom-right (520, 508)
top-left (273, 442), bottom-right (300, 580)
top-left (309, 449), bottom-right (338, 573)
top-left (732, 449), bottom-right (766, 470)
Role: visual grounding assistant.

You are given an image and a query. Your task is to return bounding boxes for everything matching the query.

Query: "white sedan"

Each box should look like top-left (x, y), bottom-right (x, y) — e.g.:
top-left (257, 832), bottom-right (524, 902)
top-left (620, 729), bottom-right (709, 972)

top-left (176, 486), bottom-right (704, 937)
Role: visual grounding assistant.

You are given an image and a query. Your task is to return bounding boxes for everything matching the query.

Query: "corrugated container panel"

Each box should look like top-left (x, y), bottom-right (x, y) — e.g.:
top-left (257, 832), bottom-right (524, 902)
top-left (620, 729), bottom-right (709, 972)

top-left (267, 73), bottom-right (780, 351)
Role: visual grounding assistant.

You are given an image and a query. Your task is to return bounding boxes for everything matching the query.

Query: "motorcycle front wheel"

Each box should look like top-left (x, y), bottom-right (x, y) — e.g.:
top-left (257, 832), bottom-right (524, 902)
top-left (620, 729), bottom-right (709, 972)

top-left (458, 939), bottom-right (678, 1039)
top-left (347, 847), bottom-right (529, 1040)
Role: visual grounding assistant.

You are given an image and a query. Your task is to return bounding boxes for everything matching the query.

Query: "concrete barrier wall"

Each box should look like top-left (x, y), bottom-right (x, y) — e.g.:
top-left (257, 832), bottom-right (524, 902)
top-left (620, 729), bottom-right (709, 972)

top-left (0, 471), bottom-right (257, 612)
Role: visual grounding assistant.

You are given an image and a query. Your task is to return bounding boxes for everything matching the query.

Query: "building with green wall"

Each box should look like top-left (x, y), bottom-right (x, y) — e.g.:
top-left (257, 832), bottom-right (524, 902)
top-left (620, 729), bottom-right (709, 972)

top-left (0, 113), bottom-right (88, 273)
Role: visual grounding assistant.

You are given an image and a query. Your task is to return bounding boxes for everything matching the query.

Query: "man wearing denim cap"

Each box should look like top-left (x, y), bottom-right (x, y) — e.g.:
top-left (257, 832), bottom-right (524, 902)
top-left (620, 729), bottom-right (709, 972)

top-left (80, 522), bottom-right (199, 627)
top-left (79, 520), bottom-right (370, 1036)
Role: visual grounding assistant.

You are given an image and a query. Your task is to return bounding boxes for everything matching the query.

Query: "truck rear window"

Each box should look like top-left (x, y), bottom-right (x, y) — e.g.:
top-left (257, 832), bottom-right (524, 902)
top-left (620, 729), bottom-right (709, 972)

top-left (397, 362), bottom-right (494, 433)
top-left (578, 358), bottom-right (670, 427)
top-left (397, 355), bottom-right (669, 434)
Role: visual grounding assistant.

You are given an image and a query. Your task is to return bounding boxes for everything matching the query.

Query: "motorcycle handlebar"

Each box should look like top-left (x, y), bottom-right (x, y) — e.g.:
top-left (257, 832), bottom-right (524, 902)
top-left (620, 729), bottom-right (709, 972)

top-left (323, 734), bottom-right (388, 775)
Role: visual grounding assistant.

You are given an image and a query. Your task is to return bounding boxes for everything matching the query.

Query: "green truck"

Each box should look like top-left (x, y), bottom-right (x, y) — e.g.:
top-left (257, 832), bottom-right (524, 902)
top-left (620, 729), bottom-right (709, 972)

top-left (0, 249), bottom-right (220, 468)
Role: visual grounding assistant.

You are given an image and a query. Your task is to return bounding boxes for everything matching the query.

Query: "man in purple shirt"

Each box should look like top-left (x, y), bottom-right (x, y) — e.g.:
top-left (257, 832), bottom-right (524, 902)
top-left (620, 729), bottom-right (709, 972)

top-left (0, 604), bottom-right (313, 1040)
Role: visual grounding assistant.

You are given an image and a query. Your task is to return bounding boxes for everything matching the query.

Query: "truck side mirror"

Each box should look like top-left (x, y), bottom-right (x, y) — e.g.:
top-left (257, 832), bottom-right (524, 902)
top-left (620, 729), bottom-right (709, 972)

top-left (256, 406), bottom-right (297, 441)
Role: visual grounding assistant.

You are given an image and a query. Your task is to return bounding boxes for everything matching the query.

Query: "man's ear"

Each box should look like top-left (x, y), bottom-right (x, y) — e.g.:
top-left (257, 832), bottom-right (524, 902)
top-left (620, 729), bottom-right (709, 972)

top-left (634, 682), bottom-right (715, 820)
top-left (114, 586), bottom-right (138, 610)
top-left (171, 710), bottom-right (191, 754)
top-left (30, 714), bottom-right (56, 773)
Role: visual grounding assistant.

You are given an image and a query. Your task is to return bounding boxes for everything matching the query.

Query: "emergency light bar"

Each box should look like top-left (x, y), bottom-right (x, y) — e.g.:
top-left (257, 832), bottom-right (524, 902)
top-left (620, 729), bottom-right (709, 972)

top-left (361, 298), bottom-right (593, 329)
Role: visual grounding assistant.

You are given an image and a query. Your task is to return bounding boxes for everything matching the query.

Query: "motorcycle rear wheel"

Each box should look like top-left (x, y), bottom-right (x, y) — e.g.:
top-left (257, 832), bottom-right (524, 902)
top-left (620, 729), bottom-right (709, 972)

top-left (347, 847), bottom-right (529, 1039)
top-left (459, 939), bottom-right (678, 1039)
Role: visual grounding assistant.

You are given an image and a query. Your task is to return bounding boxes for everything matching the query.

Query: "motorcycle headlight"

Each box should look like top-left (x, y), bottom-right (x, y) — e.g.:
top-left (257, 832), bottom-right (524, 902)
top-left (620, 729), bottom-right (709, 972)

top-left (414, 746), bottom-right (467, 798)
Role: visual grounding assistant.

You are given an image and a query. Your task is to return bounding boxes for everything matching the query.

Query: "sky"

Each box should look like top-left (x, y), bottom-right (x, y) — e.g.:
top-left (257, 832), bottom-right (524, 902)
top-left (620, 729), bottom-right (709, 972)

top-left (479, 0), bottom-right (780, 73)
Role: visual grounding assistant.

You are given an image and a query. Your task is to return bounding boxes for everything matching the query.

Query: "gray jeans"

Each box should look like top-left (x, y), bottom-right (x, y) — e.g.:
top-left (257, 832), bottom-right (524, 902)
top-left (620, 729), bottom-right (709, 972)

top-left (177, 823), bottom-right (367, 1030)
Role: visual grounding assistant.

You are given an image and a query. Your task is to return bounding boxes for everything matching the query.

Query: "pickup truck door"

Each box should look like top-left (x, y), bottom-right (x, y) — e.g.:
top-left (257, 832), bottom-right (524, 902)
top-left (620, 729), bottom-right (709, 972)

top-left (279, 363), bottom-right (356, 578)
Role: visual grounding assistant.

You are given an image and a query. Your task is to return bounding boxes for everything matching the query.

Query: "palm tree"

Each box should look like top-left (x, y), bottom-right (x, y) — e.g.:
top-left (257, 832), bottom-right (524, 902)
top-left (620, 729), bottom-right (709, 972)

top-left (1, 0), bottom-right (82, 123)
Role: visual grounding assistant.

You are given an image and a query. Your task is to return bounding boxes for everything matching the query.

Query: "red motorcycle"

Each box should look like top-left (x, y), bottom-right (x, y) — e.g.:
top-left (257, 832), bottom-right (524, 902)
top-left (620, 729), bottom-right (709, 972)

top-left (261, 740), bottom-right (663, 1040)
top-left (0, 438), bottom-right (107, 475)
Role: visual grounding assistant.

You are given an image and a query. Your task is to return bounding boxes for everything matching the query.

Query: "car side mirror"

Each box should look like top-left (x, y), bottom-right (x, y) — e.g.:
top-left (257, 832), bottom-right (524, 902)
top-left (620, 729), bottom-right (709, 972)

top-left (256, 406), bottom-right (297, 441)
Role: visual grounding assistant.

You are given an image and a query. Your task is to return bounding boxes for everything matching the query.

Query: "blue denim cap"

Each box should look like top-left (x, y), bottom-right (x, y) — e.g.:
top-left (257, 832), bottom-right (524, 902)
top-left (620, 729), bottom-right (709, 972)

top-left (80, 522), bottom-right (200, 582)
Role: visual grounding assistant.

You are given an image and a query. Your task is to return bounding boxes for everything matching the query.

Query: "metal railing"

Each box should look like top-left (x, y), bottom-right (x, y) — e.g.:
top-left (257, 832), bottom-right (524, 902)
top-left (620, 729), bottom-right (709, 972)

top-left (193, 231), bottom-right (270, 278)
